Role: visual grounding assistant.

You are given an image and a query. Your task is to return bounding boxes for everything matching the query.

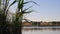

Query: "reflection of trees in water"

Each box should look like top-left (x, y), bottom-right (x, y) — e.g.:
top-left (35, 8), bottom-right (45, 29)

top-left (52, 28), bottom-right (60, 31)
top-left (22, 28), bottom-right (60, 31)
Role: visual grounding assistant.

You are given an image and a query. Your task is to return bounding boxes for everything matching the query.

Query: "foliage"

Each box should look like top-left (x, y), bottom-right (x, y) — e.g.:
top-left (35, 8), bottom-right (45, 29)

top-left (0, 0), bottom-right (39, 34)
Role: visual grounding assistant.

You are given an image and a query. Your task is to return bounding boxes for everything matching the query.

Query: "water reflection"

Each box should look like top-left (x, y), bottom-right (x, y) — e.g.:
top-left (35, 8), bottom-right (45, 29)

top-left (22, 27), bottom-right (60, 34)
top-left (22, 28), bottom-right (60, 31)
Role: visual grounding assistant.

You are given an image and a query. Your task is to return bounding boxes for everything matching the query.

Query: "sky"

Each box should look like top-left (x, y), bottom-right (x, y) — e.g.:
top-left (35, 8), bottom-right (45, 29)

top-left (10, 0), bottom-right (60, 22)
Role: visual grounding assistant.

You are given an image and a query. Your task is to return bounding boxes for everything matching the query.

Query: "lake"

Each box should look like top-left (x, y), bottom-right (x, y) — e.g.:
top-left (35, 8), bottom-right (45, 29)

top-left (22, 26), bottom-right (60, 34)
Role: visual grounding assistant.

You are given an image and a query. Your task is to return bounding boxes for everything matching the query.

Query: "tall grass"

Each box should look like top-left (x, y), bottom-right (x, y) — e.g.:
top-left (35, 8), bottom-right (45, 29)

top-left (0, 0), bottom-right (10, 34)
top-left (0, 0), bottom-right (39, 34)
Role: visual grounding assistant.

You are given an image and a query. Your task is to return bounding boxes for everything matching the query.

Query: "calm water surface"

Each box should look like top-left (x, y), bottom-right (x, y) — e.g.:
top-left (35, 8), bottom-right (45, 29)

top-left (22, 27), bottom-right (60, 34)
